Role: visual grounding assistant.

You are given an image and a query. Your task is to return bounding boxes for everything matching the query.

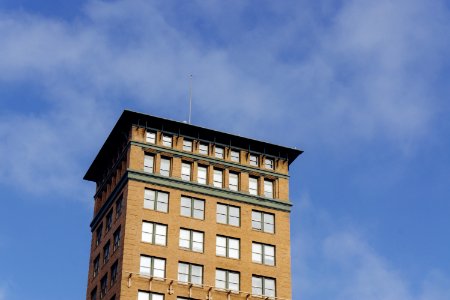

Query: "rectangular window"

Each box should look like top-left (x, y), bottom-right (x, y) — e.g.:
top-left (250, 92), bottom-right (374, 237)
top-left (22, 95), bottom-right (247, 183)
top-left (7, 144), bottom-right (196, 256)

top-left (100, 274), bottom-right (108, 298)
top-left (115, 196), bottom-right (123, 219)
top-left (93, 255), bottom-right (100, 278)
top-left (146, 131), bottom-right (156, 144)
top-left (252, 276), bottom-right (275, 297)
top-left (216, 269), bottom-right (240, 292)
top-left (144, 189), bottom-right (169, 212)
top-left (252, 242), bottom-right (275, 266)
top-left (140, 255), bottom-right (166, 279)
top-left (160, 157), bottom-right (171, 177)
top-left (162, 134), bottom-right (172, 147)
top-left (197, 166), bottom-right (207, 184)
top-left (103, 241), bottom-right (110, 265)
top-left (180, 197), bottom-right (205, 220)
top-left (252, 211), bottom-right (275, 233)
top-left (250, 154), bottom-right (259, 166)
top-left (216, 204), bottom-right (240, 227)
top-left (144, 155), bottom-right (154, 173)
top-left (216, 236), bottom-right (240, 259)
top-left (264, 158), bottom-right (274, 170)
top-left (113, 227), bottom-right (121, 251)
top-left (110, 260), bottom-right (118, 286)
top-left (181, 162), bottom-right (191, 181)
top-left (215, 146), bottom-right (224, 159)
top-left (105, 210), bottom-right (113, 232)
top-left (138, 291), bottom-right (164, 300)
top-left (183, 139), bottom-right (193, 152)
top-left (264, 180), bottom-right (274, 198)
top-left (213, 169), bottom-right (223, 188)
top-left (230, 150), bottom-right (240, 162)
top-left (96, 224), bottom-right (103, 246)
top-left (178, 262), bottom-right (203, 285)
top-left (249, 177), bottom-right (258, 195)
top-left (228, 172), bottom-right (239, 191)
top-left (179, 228), bottom-right (204, 253)
top-left (91, 287), bottom-right (97, 300)
top-left (199, 143), bottom-right (208, 155)
top-left (141, 222), bottom-right (167, 246)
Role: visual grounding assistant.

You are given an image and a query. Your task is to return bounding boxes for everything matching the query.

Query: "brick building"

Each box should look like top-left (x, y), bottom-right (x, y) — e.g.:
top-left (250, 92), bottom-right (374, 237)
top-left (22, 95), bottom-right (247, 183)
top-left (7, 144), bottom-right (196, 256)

top-left (84, 110), bottom-right (302, 300)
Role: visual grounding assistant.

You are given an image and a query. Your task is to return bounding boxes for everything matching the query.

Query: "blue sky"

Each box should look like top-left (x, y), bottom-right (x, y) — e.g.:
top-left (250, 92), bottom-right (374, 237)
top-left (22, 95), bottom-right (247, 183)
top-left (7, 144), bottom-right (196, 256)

top-left (0, 0), bottom-right (449, 299)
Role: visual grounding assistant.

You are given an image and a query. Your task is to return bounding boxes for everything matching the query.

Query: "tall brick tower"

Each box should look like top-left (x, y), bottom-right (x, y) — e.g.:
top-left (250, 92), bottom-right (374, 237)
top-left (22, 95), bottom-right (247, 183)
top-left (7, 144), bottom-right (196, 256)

top-left (84, 110), bottom-right (302, 300)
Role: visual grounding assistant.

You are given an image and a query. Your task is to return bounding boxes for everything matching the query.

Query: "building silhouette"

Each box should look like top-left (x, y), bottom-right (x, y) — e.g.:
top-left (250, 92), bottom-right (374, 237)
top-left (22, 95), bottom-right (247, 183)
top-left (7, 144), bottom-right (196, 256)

top-left (84, 110), bottom-right (302, 300)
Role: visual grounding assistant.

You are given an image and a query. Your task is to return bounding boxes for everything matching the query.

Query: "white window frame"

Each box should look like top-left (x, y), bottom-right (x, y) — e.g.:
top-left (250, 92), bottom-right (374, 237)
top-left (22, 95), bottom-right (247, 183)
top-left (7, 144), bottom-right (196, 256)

top-left (249, 154), bottom-right (259, 166)
top-left (251, 211), bottom-right (275, 233)
top-left (181, 162), bottom-right (191, 181)
top-left (199, 143), bottom-right (209, 155)
top-left (249, 177), bottom-right (258, 195)
top-left (213, 169), bottom-right (223, 188)
top-left (215, 146), bottom-right (224, 159)
top-left (180, 196), bottom-right (205, 220)
top-left (162, 134), bottom-right (172, 147)
top-left (264, 158), bottom-right (274, 170)
top-left (144, 154), bottom-right (154, 173)
top-left (228, 172), bottom-right (239, 191)
top-left (146, 131), bottom-right (156, 144)
top-left (144, 189), bottom-right (169, 212)
top-left (141, 222), bottom-right (167, 246)
top-left (252, 242), bottom-right (275, 266)
top-left (138, 291), bottom-right (164, 300)
top-left (264, 180), bottom-right (274, 198)
top-left (178, 262), bottom-right (203, 285)
top-left (230, 150), bottom-right (240, 162)
top-left (197, 166), bottom-right (207, 184)
top-left (140, 255), bottom-right (166, 279)
top-left (252, 276), bottom-right (275, 297)
top-left (183, 139), bottom-right (193, 152)
top-left (159, 157), bottom-right (171, 177)
top-left (216, 235), bottom-right (240, 259)
top-left (216, 204), bottom-right (240, 227)
top-left (179, 228), bottom-right (204, 253)
top-left (216, 269), bottom-right (240, 292)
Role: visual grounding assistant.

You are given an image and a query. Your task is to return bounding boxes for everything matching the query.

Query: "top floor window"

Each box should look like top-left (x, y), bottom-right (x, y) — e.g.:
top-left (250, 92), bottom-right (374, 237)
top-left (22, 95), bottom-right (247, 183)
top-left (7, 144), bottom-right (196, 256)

top-left (183, 139), bottom-right (193, 152)
top-left (199, 143), bottom-right (208, 155)
top-left (160, 158), bottom-right (171, 177)
top-left (250, 154), bottom-right (259, 166)
top-left (146, 131), bottom-right (156, 144)
top-left (144, 154), bottom-right (154, 173)
top-left (249, 177), bottom-right (258, 196)
top-left (215, 146), bottom-right (224, 159)
top-left (264, 180), bottom-right (274, 198)
top-left (264, 158), bottom-right (274, 170)
top-left (162, 134), bottom-right (172, 147)
top-left (230, 150), bottom-right (240, 162)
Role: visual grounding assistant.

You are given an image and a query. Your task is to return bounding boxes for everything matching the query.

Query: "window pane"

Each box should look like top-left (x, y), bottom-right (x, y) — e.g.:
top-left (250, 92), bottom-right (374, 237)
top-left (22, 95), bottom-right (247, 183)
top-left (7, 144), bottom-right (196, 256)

top-left (183, 140), bottom-right (192, 151)
top-left (138, 291), bottom-right (150, 300)
top-left (160, 158), bottom-right (170, 176)
top-left (230, 150), bottom-right (240, 162)
top-left (213, 169), bottom-right (223, 187)
top-left (181, 163), bottom-right (191, 181)
top-left (249, 177), bottom-right (258, 195)
top-left (197, 167), bottom-right (207, 184)
top-left (153, 294), bottom-right (164, 300)
top-left (144, 155), bottom-right (154, 173)
top-left (264, 180), bottom-right (273, 198)
top-left (162, 135), bottom-right (172, 147)
top-left (199, 143), bottom-right (208, 155)
top-left (146, 132), bottom-right (156, 144)
top-left (215, 147), bottom-right (224, 158)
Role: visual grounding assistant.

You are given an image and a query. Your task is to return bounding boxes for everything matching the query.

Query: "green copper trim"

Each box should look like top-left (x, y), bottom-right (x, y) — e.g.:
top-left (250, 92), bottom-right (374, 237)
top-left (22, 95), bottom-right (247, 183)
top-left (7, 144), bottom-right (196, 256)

top-left (130, 141), bottom-right (290, 179)
top-left (128, 169), bottom-right (292, 212)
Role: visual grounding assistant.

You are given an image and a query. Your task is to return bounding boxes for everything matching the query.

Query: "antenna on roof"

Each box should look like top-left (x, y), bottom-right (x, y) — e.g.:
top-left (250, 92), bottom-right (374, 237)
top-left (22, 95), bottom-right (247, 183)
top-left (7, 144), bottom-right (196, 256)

top-left (188, 74), bottom-right (193, 124)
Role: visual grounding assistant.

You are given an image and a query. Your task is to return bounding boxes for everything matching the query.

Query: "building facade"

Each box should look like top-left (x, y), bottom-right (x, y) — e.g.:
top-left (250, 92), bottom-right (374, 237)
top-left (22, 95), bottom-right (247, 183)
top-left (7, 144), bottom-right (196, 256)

top-left (84, 110), bottom-right (302, 300)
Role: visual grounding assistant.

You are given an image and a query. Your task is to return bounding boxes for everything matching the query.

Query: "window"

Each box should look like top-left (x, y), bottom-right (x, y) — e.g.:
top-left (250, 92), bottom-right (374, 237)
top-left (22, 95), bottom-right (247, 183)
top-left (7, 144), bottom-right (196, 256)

top-left (113, 227), bottom-right (121, 251)
top-left (146, 131), bottom-right (156, 144)
top-left (199, 143), bottom-right (208, 155)
top-left (252, 211), bottom-right (275, 233)
top-left (159, 158), bottom-right (171, 177)
top-left (228, 172), bottom-right (239, 191)
top-left (213, 169), bottom-right (223, 188)
top-left (216, 204), bottom-right (240, 226)
top-left (105, 210), bottom-right (113, 232)
top-left (264, 158), bottom-right (274, 170)
top-left (230, 150), bottom-right (240, 162)
top-left (216, 236), bottom-right (240, 259)
top-left (181, 162), bottom-right (191, 181)
top-left (249, 177), bottom-right (258, 196)
top-left (115, 196), bottom-right (123, 219)
top-left (93, 255), bottom-right (100, 278)
top-left (252, 243), bottom-right (275, 266)
top-left (215, 146), bottom-right (224, 159)
top-left (141, 222), bottom-right (167, 246)
top-left (144, 155), bottom-right (154, 173)
top-left (140, 256), bottom-right (166, 279)
top-left (180, 197), bottom-right (204, 220)
top-left (179, 229), bottom-right (204, 252)
top-left (110, 260), bottom-right (118, 285)
top-left (138, 291), bottom-right (164, 300)
top-left (162, 134), bottom-right (172, 147)
top-left (264, 180), bottom-right (274, 198)
top-left (144, 189), bottom-right (169, 212)
top-left (252, 276), bottom-right (275, 297)
top-left (100, 274), bottom-right (108, 298)
top-left (95, 224), bottom-right (103, 246)
top-left (103, 241), bottom-right (110, 265)
top-left (178, 262), bottom-right (203, 285)
top-left (216, 269), bottom-right (239, 292)
top-left (91, 287), bottom-right (97, 300)
top-left (250, 154), bottom-right (259, 166)
top-left (110, 296), bottom-right (116, 300)
top-left (197, 166), bottom-right (207, 184)
top-left (183, 139), bottom-right (193, 152)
